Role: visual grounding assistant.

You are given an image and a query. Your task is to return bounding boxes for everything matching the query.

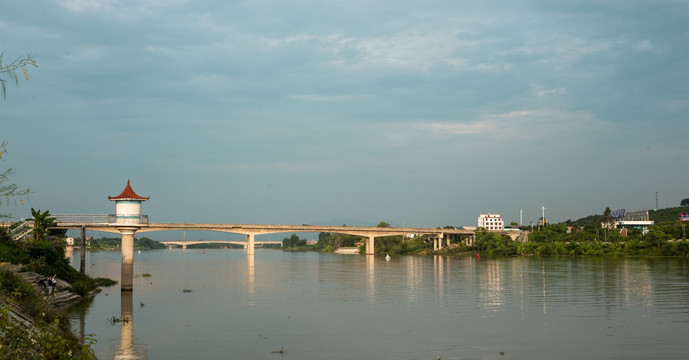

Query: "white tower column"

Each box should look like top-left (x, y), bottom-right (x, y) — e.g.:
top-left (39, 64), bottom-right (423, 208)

top-left (120, 228), bottom-right (137, 291)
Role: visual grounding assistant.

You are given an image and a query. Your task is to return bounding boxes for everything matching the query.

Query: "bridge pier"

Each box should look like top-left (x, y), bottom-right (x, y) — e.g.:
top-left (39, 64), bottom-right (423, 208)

top-left (246, 234), bottom-right (255, 255)
top-left (366, 235), bottom-right (375, 255)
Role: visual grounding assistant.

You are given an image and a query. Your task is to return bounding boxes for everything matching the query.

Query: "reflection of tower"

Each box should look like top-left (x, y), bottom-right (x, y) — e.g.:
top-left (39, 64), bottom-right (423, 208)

top-left (115, 291), bottom-right (145, 359)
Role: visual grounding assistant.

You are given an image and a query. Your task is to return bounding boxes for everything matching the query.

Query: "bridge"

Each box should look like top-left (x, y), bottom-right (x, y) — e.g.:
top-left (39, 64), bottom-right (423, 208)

top-left (158, 240), bottom-right (282, 249)
top-left (4, 180), bottom-right (523, 293)
top-left (48, 215), bottom-right (478, 255)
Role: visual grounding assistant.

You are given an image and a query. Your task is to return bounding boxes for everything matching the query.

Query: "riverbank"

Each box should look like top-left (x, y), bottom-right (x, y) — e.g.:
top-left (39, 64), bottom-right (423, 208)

top-left (0, 262), bottom-right (98, 359)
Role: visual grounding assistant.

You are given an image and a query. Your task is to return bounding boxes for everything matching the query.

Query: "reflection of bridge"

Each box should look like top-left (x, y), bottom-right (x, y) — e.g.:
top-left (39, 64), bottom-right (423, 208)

top-left (159, 240), bottom-right (282, 249)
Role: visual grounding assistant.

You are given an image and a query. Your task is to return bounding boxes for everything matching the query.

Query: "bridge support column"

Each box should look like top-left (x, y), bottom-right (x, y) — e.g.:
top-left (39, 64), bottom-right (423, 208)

top-left (246, 234), bottom-right (255, 255)
top-left (80, 225), bottom-right (86, 274)
top-left (366, 235), bottom-right (375, 255)
top-left (119, 228), bottom-right (137, 292)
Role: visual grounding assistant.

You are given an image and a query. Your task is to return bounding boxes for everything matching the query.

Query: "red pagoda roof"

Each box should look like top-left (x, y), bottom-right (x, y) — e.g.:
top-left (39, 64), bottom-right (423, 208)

top-left (108, 179), bottom-right (150, 201)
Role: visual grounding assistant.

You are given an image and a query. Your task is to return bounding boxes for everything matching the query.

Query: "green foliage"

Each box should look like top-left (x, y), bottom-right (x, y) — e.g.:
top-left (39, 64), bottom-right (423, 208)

top-left (1, 231), bottom-right (115, 295)
top-left (316, 232), bottom-right (362, 251)
top-left (282, 234), bottom-right (307, 248)
top-left (89, 236), bottom-right (166, 250)
top-left (649, 207), bottom-right (689, 224)
top-left (0, 229), bottom-right (28, 263)
top-left (30, 208), bottom-right (57, 242)
top-left (1, 268), bottom-right (96, 359)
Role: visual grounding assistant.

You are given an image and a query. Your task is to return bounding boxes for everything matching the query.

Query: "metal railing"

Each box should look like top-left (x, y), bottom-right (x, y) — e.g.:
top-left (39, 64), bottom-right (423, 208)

top-left (54, 214), bottom-right (111, 224)
top-left (53, 214), bottom-right (149, 225)
top-left (9, 220), bottom-right (33, 241)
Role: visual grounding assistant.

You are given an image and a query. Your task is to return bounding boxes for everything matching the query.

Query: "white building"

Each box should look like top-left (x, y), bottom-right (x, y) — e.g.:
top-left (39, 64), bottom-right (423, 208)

top-left (478, 213), bottom-right (504, 231)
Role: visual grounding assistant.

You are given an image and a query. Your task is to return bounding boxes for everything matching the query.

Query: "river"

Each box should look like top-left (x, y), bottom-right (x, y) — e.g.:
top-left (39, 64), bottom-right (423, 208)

top-left (67, 249), bottom-right (689, 359)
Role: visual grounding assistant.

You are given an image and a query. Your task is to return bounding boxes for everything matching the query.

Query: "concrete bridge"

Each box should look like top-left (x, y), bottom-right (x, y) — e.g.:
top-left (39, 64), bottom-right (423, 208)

top-left (49, 216), bottom-right (477, 255)
top-left (158, 240), bottom-right (282, 249)
top-left (4, 214), bottom-right (528, 293)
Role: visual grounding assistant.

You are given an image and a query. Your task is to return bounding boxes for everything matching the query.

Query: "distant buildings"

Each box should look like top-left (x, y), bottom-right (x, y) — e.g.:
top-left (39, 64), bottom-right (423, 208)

top-left (615, 209), bottom-right (653, 234)
top-left (478, 213), bottom-right (504, 231)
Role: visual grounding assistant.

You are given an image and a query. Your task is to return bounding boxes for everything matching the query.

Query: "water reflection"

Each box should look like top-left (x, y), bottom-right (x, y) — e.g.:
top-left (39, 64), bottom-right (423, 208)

top-left (476, 260), bottom-right (504, 312)
top-left (115, 291), bottom-right (146, 359)
top-left (366, 255), bottom-right (375, 302)
top-left (246, 254), bottom-right (255, 305)
top-left (68, 252), bottom-right (689, 360)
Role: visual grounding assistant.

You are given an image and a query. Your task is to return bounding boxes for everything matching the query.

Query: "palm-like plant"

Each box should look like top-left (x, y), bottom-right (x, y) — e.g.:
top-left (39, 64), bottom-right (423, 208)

top-left (31, 207), bottom-right (57, 241)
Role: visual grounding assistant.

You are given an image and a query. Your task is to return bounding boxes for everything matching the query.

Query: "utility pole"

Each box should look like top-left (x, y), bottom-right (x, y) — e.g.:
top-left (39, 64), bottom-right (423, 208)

top-left (656, 191), bottom-right (659, 209)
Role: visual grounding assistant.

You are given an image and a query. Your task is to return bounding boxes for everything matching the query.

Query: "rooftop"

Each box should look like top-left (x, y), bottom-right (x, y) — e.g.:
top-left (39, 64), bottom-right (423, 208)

top-left (108, 179), bottom-right (150, 201)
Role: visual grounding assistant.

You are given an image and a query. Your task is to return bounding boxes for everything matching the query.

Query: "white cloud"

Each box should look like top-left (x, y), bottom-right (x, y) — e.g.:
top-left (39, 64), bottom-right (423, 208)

top-left (57, 0), bottom-right (116, 12)
top-left (288, 94), bottom-right (371, 102)
top-left (410, 109), bottom-right (601, 140)
top-left (60, 44), bottom-right (110, 63)
top-left (415, 120), bottom-right (495, 135)
top-left (632, 40), bottom-right (654, 51)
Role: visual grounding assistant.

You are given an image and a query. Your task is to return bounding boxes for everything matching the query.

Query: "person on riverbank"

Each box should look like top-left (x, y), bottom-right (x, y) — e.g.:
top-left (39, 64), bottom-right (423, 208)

top-left (476, 252), bottom-right (481, 261)
top-left (47, 275), bottom-right (57, 296)
top-left (35, 273), bottom-right (47, 290)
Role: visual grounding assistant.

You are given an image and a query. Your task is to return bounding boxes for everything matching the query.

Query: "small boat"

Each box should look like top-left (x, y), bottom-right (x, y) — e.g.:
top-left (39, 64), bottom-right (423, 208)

top-left (385, 254), bottom-right (391, 261)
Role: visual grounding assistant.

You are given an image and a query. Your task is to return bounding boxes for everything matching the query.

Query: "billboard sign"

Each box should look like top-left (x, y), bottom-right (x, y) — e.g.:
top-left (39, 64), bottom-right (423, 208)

top-left (680, 213), bottom-right (689, 222)
top-left (611, 209), bottom-right (626, 219)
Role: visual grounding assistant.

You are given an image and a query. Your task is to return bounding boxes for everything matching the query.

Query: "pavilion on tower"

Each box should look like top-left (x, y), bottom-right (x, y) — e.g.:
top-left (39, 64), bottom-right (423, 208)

top-left (107, 179), bottom-right (149, 292)
top-left (108, 179), bottom-right (150, 226)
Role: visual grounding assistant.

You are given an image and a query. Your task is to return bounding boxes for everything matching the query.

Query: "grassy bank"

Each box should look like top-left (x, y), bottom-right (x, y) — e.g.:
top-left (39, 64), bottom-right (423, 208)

top-left (1, 266), bottom-right (96, 359)
top-left (1, 226), bottom-right (116, 359)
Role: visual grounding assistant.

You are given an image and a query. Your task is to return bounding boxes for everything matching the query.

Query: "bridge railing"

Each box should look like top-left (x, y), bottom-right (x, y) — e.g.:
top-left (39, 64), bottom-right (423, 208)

top-left (53, 214), bottom-right (149, 225)
top-left (9, 220), bottom-right (34, 241)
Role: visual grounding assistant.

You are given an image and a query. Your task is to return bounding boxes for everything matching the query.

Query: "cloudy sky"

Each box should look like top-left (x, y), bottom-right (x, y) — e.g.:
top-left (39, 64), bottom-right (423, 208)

top-left (2, 0), bottom-right (688, 232)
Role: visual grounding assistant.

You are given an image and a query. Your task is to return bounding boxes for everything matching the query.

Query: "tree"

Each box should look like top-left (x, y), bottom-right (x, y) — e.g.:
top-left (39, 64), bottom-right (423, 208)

top-left (592, 214), bottom-right (601, 237)
top-left (0, 53), bottom-right (37, 100)
top-left (283, 234), bottom-right (306, 248)
top-left (0, 141), bottom-right (30, 218)
top-left (1, 53), bottom-right (36, 217)
top-left (603, 207), bottom-right (612, 242)
top-left (30, 208), bottom-right (57, 242)
top-left (682, 198), bottom-right (689, 207)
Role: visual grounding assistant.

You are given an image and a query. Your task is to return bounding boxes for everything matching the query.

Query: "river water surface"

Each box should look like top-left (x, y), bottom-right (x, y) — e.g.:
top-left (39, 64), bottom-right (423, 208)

top-left (68, 250), bottom-right (689, 359)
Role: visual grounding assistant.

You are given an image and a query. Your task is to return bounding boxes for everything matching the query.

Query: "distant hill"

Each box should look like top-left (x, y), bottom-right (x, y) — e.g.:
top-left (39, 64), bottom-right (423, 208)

top-left (649, 206), bottom-right (689, 223)
top-left (571, 206), bottom-right (689, 226)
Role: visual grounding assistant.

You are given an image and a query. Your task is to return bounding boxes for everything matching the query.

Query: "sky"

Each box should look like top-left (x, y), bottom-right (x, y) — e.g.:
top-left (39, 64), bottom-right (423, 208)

top-left (2, 0), bottom-right (688, 234)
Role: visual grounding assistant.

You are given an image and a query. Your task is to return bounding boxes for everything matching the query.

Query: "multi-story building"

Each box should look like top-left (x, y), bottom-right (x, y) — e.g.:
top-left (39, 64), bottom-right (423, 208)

top-left (478, 213), bottom-right (504, 231)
